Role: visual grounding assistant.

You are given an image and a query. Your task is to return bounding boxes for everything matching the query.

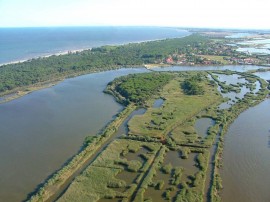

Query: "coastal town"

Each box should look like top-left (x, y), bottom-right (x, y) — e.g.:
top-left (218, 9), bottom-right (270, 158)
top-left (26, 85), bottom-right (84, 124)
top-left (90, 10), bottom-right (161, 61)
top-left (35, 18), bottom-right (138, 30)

top-left (162, 34), bottom-right (270, 66)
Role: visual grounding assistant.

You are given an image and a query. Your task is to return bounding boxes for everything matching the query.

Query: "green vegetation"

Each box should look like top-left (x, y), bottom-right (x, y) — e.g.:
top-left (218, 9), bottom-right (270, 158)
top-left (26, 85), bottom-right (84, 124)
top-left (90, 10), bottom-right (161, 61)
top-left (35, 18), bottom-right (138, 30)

top-left (182, 74), bottom-right (204, 95)
top-left (199, 55), bottom-right (228, 64)
top-left (58, 139), bottom-right (162, 201)
top-left (105, 73), bottom-right (173, 105)
top-left (126, 72), bottom-right (222, 138)
top-left (28, 104), bottom-right (136, 202)
top-left (28, 70), bottom-right (269, 202)
top-left (0, 34), bottom-right (207, 96)
top-left (2, 32), bottom-right (270, 104)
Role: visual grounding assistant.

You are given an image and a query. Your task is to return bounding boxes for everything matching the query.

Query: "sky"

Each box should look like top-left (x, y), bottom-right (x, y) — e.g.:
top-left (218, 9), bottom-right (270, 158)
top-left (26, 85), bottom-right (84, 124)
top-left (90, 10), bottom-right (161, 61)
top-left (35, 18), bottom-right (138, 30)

top-left (0, 0), bottom-right (269, 29)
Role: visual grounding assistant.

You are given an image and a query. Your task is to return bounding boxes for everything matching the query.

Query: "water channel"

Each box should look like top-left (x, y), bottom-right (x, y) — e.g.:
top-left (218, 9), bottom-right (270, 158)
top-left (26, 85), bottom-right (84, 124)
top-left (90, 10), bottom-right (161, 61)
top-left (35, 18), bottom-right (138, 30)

top-left (221, 99), bottom-right (270, 202)
top-left (221, 70), bottom-right (270, 202)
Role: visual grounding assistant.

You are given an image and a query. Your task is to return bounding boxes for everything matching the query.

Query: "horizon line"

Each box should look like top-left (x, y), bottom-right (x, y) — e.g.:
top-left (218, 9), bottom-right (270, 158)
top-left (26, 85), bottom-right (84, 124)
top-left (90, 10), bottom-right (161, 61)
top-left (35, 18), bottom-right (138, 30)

top-left (0, 25), bottom-right (269, 31)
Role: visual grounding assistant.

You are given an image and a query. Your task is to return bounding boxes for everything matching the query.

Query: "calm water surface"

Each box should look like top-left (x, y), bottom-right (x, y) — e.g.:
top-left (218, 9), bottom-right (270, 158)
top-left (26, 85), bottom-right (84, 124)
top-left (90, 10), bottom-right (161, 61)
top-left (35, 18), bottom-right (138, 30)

top-left (221, 71), bottom-right (270, 202)
top-left (236, 38), bottom-right (270, 55)
top-left (152, 98), bottom-right (164, 108)
top-left (152, 65), bottom-right (266, 72)
top-left (0, 27), bottom-right (189, 64)
top-left (0, 65), bottom-right (269, 201)
top-left (0, 68), bottom-right (148, 201)
top-left (222, 99), bottom-right (270, 202)
top-left (213, 73), bottom-right (252, 109)
top-left (194, 118), bottom-right (215, 138)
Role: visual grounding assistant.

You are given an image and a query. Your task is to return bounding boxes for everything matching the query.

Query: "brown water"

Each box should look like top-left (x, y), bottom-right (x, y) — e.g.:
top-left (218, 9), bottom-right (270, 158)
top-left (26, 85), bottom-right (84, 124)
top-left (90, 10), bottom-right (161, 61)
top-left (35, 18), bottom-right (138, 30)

top-left (212, 71), bottom-right (270, 202)
top-left (222, 99), bottom-right (270, 202)
top-left (0, 65), bottom-right (269, 201)
top-left (195, 118), bottom-right (215, 138)
top-left (115, 108), bottom-right (146, 138)
top-left (144, 150), bottom-right (200, 201)
top-left (143, 169), bottom-right (174, 202)
top-left (164, 150), bottom-right (199, 182)
top-left (0, 68), bottom-right (148, 202)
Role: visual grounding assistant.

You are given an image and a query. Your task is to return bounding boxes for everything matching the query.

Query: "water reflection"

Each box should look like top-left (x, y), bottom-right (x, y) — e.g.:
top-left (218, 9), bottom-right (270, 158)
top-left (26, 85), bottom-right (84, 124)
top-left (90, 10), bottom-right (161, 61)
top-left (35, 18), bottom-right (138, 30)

top-left (194, 118), bottom-right (215, 138)
top-left (151, 65), bottom-right (268, 72)
top-left (0, 68), bottom-right (148, 202)
top-left (115, 108), bottom-right (146, 137)
top-left (222, 99), bottom-right (270, 202)
top-left (152, 98), bottom-right (164, 108)
top-left (254, 71), bottom-right (270, 81)
top-left (212, 73), bottom-right (251, 109)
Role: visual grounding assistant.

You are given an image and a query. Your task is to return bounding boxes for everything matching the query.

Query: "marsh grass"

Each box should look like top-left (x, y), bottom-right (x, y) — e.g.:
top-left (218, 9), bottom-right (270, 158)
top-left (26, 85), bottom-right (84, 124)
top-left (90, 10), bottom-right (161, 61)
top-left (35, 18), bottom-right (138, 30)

top-left (128, 72), bottom-right (222, 138)
top-left (59, 139), bottom-right (162, 201)
top-left (54, 71), bottom-right (269, 202)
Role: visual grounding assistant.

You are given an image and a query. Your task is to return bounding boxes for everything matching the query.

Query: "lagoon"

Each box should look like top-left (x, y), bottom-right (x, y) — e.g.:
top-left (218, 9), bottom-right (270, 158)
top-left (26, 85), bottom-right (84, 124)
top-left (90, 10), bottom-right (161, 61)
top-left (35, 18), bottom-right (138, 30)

top-left (0, 65), bottom-right (269, 201)
top-left (0, 68), bottom-right (148, 201)
top-left (222, 99), bottom-right (270, 202)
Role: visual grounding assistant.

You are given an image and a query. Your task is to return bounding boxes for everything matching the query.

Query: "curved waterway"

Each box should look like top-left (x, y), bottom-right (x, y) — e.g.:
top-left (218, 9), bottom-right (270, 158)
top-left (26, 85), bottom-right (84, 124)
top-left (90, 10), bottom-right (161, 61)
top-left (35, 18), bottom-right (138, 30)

top-left (0, 65), bottom-right (269, 201)
top-left (222, 99), bottom-right (270, 202)
top-left (151, 65), bottom-right (267, 72)
top-left (221, 71), bottom-right (270, 202)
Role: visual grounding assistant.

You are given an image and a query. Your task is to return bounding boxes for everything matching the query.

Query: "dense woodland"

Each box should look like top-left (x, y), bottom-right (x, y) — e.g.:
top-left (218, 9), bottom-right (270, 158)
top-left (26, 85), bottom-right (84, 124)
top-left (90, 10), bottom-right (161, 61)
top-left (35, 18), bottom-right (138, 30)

top-left (0, 34), bottom-right (207, 93)
top-left (181, 74), bottom-right (204, 95)
top-left (106, 73), bottom-right (173, 105)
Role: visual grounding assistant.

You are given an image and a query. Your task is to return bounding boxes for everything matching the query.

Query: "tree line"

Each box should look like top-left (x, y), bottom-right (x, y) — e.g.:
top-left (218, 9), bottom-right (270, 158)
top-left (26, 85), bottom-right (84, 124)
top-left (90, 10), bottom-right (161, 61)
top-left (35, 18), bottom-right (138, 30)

top-left (0, 34), bottom-right (207, 94)
top-left (107, 73), bottom-right (173, 105)
top-left (181, 74), bottom-right (204, 95)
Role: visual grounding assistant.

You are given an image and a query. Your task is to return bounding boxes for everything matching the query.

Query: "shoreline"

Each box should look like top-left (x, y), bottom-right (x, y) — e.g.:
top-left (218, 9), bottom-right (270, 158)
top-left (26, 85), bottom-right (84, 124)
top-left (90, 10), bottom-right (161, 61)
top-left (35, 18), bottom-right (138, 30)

top-left (1, 64), bottom-right (270, 105)
top-left (0, 48), bottom-right (91, 67)
top-left (28, 104), bottom-right (136, 202)
top-left (0, 67), bottom-right (120, 104)
top-left (0, 80), bottom-right (61, 104)
top-left (0, 33), bottom-right (190, 67)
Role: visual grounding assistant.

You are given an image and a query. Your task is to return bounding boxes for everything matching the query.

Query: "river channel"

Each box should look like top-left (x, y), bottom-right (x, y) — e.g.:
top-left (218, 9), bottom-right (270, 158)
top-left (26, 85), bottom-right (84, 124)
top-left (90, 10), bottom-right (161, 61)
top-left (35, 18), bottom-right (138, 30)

top-left (0, 65), bottom-right (269, 201)
top-left (221, 86), bottom-right (270, 201)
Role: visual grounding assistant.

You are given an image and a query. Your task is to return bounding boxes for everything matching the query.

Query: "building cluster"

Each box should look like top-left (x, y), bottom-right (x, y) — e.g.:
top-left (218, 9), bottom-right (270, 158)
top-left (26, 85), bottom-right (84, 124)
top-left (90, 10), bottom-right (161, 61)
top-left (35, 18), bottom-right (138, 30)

top-left (163, 41), bottom-right (267, 66)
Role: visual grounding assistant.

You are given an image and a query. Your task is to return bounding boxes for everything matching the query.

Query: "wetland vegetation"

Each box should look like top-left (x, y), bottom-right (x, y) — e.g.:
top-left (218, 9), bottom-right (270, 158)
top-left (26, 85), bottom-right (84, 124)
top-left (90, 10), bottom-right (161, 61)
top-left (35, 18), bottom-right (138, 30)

top-left (2, 32), bottom-right (269, 104)
top-left (2, 32), bottom-right (268, 201)
top-left (28, 69), bottom-right (269, 201)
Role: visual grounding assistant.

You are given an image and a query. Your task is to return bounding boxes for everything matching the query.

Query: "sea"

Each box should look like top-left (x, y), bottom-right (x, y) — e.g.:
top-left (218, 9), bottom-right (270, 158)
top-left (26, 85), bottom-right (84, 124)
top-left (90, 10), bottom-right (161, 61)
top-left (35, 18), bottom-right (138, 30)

top-left (0, 26), bottom-right (190, 65)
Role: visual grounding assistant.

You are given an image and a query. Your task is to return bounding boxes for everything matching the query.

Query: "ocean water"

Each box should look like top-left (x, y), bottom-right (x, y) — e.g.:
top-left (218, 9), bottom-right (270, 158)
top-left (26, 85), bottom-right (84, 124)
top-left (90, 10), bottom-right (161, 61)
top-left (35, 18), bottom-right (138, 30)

top-left (0, 26), bottom-right (189, 64)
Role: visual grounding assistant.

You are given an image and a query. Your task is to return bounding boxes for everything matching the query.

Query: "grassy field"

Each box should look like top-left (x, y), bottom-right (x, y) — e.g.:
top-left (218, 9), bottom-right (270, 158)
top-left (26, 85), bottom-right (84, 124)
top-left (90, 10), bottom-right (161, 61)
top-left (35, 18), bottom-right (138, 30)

top-left (198, 55), bottom-right (229, 65)
top-left (128, 72), bottom-right (222, 138)
top-left (56, 71), bottom-right (224, 202)
top-left (58, 139), bottom-right (162, 201)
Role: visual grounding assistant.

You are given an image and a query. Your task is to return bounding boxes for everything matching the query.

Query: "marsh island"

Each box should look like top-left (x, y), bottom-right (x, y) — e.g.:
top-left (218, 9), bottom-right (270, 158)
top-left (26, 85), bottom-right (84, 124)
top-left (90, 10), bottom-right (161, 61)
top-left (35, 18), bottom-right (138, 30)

top-left (29, 69), bottom-right (269, 201)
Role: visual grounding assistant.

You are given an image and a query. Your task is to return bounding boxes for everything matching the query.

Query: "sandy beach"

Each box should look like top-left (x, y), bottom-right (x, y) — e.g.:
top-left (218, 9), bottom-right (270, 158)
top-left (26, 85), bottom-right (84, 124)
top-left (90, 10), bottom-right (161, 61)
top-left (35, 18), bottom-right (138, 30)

top-left (0, 48), bottom-right (91, 67)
